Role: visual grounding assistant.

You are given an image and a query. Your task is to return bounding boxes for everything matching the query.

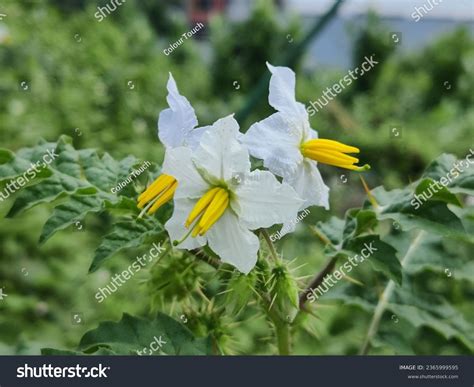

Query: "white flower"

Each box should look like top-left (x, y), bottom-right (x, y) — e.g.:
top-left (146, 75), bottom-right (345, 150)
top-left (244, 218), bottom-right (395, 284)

top-left (162, 115), bottom-right (303, 274)
top-left (242, 62), bottom-right (369, 234)
top-left (138, 73), bottom-right (210, 215)
top-left (157, 73), bottom-right (211, 150)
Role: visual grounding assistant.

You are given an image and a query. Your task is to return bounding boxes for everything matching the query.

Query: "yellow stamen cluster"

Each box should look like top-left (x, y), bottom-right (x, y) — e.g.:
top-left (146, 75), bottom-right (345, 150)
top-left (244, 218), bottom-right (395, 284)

top-left (301, 139), bottom-right (370, 171)
top-left (137, 174), bottom-right (177, 215)
top-left (185, 187), bottom-right (229, 237)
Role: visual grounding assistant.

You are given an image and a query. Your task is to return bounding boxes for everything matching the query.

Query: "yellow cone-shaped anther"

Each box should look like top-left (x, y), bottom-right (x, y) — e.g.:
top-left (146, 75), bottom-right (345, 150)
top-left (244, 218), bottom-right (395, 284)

top-left (138, 174), bottom-right (175, 206)
top-left (138, 175), bottom-right (164, 201)
top-left (147, 180), bottom-right (178, 215)
top-left (302, 139), bottom-right (360, 154)
top-left (198, 194), bottom-right (229, 236)
top-left (138, 174), bottom-right (169, 202)
top-left (137, 174), bottom-right (177, 214)
top-left (301, 138), bottom-right (370, 171)
top-left (186, 187), bottom-right (229, 237)
top-left (303, 150), bottom-right (359, 166)
top-left (185, 187), bottom-right (221, 227)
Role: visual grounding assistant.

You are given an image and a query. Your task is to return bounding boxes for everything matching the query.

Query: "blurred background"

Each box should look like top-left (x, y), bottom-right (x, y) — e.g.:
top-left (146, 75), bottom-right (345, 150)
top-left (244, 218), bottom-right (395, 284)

top-left (0, 0), bottom-right (472, 355)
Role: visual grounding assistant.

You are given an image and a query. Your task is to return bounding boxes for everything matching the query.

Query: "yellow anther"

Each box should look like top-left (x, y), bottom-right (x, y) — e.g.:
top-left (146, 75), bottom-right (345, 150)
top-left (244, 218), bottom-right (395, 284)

top-left (198, 193), bottom-right (229, 235)
top-left (302, 139), bottom-right (360, 154)
top-left (138, 174), bottom-right (175, 208)
top-left (185, 187), bottom-right (221, 227)
top-left (185, 187), bottom-right (230, 237)
top-left (137, 174), bottom-right (177, 217)
top-left (147, 180), bottom-right (178, 215)
top-left (301, 138), bottom-right (369, 171)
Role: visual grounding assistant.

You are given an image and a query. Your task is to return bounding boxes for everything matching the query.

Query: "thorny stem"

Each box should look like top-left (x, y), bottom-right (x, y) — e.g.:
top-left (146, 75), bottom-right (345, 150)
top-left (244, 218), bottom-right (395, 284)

top-left (273, 318), bottom-right (291, 355)
top-left (190, 248), bottom-right (220, 270)
top-left (151, 241), bottom-right (174, 269)
top-left (258, 233), bottom-right (292, 355)
top-left (264, 296), bottom-right (292, 355)
top-left (359, 230), bottom-right (425, 355)
top-left (299, 225), bottom-right (337, 308)
top-left (309, 225), bottom-right (333, 246)
top-left (299, 255), bottom-right (338, 308)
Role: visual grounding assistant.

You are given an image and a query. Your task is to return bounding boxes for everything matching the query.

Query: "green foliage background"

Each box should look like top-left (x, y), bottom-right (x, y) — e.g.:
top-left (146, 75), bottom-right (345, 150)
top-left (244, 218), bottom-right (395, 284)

top-left (0, 0), bottom-right (472, 355)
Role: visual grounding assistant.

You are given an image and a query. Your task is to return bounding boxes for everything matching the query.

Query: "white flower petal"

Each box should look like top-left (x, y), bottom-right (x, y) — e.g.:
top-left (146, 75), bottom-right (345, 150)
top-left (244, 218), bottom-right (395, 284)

top-left (266, 62), bottom-right (309, 120)
top-left (285, 159), bottom-right (330, 210)
top-left (158, 73), bottom-right (198, 148)
top-left (277, 208), bottom-right (311, 238)
top-left (242, 112), bottom-right (303, 178)
top-left (207, 211), bottom-right (259, 274)
top-left (165, 198), bottom-right (207, 250)
top-left (231, 170), bottom-right (303, 230)
top-left (193, 115), bottom-right (250, 182)
top-left (185, 125), bottom-right (212, 150)
top-left (278, 220), bottom-right (297, 238)
top-left (162, 147), bottom-right (208, 199)
top-left (307, 128), bottom-right (319, 141)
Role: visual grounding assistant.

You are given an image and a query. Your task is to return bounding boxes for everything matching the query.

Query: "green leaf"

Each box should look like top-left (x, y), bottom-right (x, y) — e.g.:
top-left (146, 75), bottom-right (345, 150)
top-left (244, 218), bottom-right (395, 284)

top-left (41, 348), bottom-right (83, 355)
top-left (89, 218), bottom-right (165, 273)
top-left (371, 185), bottom-right (466, 240)
top-left (0, 140), bottom-right (57, 183)
top-left (39, 190), bottom-right (105, 244)
top-left (422, 153), bottom-right (474, 196)
top-left (384, 231), bottom-right (473, 282)
top-left (78, 313), bottom-right (212, 355)
top-left (343, 235), bottom-right (402, 285)
top-left (342, 208), bottom-right (378, 240)
top-left (41, 347), bottom-right (116, 355)
top-left (5, 137), bottom-right (141, 217)
top-left (415, 178), bottom-right (462, 207)
top-left (389, 280), bottom-right (474, 351)
top-left (0, 136), bottom-right (160, 250)
top-left (316, 216), bottom-right (345, 246)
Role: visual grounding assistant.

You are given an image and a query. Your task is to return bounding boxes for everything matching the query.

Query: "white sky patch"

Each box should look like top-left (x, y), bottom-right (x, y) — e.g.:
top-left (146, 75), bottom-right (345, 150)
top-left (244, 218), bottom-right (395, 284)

top-left (287, 0), bottom-right (474, 20)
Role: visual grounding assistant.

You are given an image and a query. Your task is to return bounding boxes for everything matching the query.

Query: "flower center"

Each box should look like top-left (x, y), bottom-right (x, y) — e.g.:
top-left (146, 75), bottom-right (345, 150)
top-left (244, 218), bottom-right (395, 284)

top-left (300, 139), bottom-right (370, 171)
top-left (137, 174), bottom-right (178, 216)
top-left (185, 187), bottom-right (230, 237)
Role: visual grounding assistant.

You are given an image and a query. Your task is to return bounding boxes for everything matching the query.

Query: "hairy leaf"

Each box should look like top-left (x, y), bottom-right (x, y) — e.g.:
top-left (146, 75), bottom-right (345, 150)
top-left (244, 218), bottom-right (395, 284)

top-left (78, 313), bottom-right (211, 355)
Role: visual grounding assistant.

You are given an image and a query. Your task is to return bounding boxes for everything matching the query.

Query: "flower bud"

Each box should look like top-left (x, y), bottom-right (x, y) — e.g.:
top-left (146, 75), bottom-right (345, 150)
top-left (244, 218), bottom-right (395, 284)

top-left (270, 263), bottom-right (299, 322)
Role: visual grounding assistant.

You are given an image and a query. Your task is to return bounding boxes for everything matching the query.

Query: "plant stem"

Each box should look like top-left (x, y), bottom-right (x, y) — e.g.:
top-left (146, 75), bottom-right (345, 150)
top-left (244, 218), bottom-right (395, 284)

top-left (190, 248), bottom-right (220, 269)
top-left (261, 229), bottom-right (279, 262)
top-left (298, 225), bottom-right (337, 308)
top-left (151, 241), bottom-right (174, 269)
top-left (258, 233), bottom-right (292, 355)
top-left (274, 319), bottom-right (291, 355)
top-left (299, 255), bottom-right (338, 308)
top-left (265, 305), bottom-right (291, 355)
top-left (359, 230), bottom-right (425, 355)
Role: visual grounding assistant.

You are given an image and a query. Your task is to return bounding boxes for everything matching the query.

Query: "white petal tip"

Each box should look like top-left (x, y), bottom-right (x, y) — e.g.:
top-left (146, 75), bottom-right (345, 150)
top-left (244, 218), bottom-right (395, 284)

top-left (266, 62), bottom-right (275, 72)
